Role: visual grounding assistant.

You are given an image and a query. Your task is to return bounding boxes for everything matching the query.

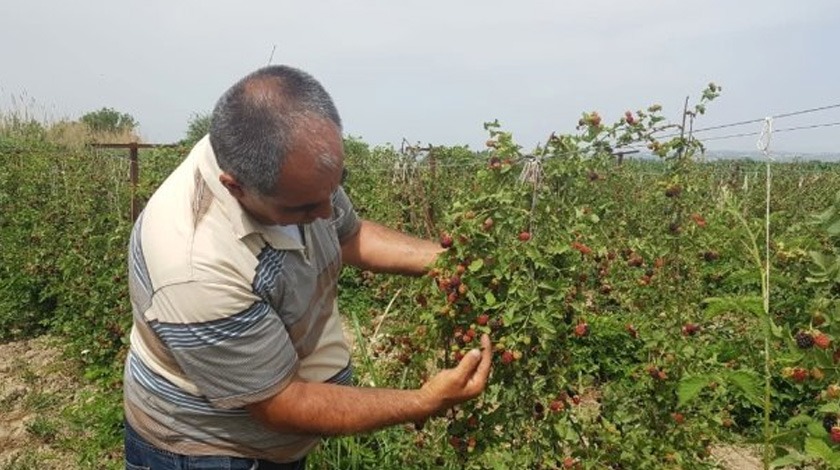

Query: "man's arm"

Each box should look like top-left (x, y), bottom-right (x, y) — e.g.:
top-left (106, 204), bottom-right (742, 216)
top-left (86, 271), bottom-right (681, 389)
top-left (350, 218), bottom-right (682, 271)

top-left (246, 335), bottom-right (492, 436)
top-left (340, 220), bottom-right (444, 276)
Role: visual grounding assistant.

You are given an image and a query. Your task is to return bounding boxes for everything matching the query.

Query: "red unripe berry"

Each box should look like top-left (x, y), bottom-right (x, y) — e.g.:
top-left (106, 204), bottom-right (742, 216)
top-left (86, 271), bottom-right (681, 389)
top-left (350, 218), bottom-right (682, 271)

top-left (574, 323), bottom-right (590, 337)
top-left (815, 333), bottom-right (832, 350)
top-left (571, 241), bottom-right (592, 255)
top-left (832, 427), bottom-right (840, 444)
top-left (501, 350), bottom-right (514, 365)
top-left (549, 400), bottom-right (565, 412)
top-left (681, 323), bottom-right (700, 336)
top-left (476, 314), bottom-right (490, 326)
top-left (792, 367), bottom-right (809, 383)
top-left (518, 231), bottom-right (532, 242)
top-left (672, 412), bottom-right (685, 424)
top-left (440, 234), bottom-right (454, 249)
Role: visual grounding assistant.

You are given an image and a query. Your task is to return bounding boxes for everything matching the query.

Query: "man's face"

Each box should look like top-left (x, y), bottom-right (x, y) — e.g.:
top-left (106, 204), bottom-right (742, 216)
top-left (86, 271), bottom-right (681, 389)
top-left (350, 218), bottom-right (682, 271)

top-left (227, 118), bottom-right (345, 226)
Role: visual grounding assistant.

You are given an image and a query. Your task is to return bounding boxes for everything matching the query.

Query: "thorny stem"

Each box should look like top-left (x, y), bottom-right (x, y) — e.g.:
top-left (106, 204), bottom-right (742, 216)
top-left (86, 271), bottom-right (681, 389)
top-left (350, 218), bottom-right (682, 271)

top-left (730, 206), bottom-right (773, 470)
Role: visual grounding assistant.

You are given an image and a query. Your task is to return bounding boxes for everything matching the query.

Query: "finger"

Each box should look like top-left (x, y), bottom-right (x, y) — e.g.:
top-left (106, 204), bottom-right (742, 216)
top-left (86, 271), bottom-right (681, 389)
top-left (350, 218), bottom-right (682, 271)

top-left (454, 344), bottom-right (483, 378)
top-left (476, 334), bottom-right (492, 379)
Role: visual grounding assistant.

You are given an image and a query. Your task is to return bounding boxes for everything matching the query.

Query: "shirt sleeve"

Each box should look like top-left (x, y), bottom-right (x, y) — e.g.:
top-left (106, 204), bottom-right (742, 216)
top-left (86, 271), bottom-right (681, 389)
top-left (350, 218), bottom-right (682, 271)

top-left (331, 186), bottom-right (361, 243)
top-left (147, 280), bottom-right (299, 409)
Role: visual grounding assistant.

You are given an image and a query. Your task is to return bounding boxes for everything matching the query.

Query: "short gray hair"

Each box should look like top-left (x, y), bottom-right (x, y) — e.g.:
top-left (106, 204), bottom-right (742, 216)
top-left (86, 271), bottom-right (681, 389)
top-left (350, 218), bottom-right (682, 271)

top-left (209, 65), bottom-right (342, 195)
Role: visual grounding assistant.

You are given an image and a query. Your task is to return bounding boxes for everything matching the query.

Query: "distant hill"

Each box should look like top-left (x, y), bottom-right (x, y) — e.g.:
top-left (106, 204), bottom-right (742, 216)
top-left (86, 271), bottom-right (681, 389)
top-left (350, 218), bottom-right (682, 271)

top-left (703, 150), bottom-right (840, 162)
top-left (625, 150), bottom-right (840, 163)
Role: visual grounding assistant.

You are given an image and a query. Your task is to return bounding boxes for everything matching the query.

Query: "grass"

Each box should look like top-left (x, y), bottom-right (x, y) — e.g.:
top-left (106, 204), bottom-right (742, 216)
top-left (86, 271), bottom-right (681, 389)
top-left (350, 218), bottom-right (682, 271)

top-left (1, 92), bottom-right (143, 147)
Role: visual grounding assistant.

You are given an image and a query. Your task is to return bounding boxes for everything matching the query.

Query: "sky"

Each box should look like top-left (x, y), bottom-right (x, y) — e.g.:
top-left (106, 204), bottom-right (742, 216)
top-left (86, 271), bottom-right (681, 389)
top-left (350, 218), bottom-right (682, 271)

top-left (1, 1), bottom-right (838, 155)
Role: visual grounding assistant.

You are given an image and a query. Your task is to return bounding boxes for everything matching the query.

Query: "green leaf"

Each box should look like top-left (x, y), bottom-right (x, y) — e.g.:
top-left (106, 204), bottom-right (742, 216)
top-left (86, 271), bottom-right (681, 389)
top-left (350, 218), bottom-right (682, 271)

top-left (677, 375), bottom-right (712, 407)
top-left (725, 370), bottom-right (764, 408)
top-left (816, 206), bottom-right (836, 225)
top-left (819, 403), bottom-right (840, 414)
top-left (769, 318), bottom-right (784, 339)
top-left (810, 251), bottom-right (835, 271)
top-left (828, 219), bottom-right (840, 236)
top-left (468, 258), bottom-right (484, 272)
top-left (786, 414), bottom-right (814, 427)
top-left (808, 420), bottom-right (829, 438)
top-left (484, 291), bottom-right (497, 307)
top-left (703, 296), bottom-right (764, 319)
top-left (770, 452), bottom-right (805, 468)
top-left (804, 437), bottom-right (835, 462)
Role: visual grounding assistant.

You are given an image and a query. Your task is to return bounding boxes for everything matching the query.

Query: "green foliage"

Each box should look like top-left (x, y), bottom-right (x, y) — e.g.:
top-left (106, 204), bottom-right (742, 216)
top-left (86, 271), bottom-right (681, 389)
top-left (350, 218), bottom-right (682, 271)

top-left (6, 86), bottom-right (840, 467)
top-left (79, 107), bottom-right (138, 133)
top-left (182, 111), bottom-right (211, 146)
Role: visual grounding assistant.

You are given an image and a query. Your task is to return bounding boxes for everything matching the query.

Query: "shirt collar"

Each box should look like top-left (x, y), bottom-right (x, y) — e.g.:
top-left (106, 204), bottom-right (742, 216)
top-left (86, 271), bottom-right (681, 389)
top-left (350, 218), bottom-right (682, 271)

top-left (194, 135), bottom-right (304, 251)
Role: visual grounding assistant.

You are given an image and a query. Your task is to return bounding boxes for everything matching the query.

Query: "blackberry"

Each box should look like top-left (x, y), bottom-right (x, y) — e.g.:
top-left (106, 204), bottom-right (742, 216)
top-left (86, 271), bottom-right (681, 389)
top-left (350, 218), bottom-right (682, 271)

top-left (824, 414), bottom-right (838, 433)
top-left (795, 331), bottom-right (815, 349)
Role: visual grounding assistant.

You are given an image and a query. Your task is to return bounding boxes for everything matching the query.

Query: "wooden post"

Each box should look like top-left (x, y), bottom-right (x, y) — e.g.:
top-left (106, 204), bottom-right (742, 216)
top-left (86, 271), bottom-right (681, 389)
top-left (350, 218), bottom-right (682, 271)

top-left (91, 142), bottom-right (180, 222)
top-left (129, 143), bottom-right (139, 221)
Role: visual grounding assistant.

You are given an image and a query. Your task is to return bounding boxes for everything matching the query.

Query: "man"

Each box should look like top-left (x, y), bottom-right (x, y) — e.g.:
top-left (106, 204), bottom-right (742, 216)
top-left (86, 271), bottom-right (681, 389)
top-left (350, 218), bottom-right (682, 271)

top-left (123, 65), bottom-right (492, 469)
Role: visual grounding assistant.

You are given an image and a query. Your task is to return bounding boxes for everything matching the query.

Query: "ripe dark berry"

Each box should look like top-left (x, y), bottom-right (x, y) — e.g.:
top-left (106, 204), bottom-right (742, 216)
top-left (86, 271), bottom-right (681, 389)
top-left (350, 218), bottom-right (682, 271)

top-left (795, 331), bottom-right (815, 349)
top-left (823, 414), bottom-right (838, 433)
top-left (664, 185), bottom-right (682, 198)
top-left (440, 233), bottom-right (454, 249)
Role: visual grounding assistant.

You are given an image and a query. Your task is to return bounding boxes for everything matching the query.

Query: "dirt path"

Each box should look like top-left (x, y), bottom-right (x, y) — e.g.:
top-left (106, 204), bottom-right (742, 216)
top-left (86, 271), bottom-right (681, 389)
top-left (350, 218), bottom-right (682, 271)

top-left (0, 336), bottom-right (99, 468)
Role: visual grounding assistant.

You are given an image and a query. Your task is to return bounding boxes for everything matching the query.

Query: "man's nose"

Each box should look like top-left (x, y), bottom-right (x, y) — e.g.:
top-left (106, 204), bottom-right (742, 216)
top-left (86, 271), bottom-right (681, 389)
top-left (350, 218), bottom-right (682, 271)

top-left (310, 202), bottom-right (333, 221)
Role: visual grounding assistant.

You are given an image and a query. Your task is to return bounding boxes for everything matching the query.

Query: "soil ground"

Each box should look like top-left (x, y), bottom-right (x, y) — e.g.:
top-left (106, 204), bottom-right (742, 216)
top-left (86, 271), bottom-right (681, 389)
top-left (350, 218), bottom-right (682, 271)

top-left (0, 336), bottom-right (109, 469)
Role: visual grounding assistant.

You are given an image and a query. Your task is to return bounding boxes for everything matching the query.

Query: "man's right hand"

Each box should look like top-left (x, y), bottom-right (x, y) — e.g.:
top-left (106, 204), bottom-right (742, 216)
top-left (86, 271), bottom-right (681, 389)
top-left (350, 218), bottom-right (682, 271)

top-left (247, 334), bottom-right (493, 436)
top-left (418, 334), bottom-right (493, 414)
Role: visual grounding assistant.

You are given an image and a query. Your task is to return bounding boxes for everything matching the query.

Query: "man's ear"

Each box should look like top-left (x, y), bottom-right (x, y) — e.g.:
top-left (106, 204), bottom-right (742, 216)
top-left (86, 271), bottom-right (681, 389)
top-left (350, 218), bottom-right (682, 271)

top-left (219, 173), bottom-right (245, 199)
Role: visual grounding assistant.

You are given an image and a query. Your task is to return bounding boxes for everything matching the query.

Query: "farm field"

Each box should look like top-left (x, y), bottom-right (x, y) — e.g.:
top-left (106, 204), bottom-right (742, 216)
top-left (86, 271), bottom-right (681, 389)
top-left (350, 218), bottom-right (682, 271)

top-left (3, 99), bottom-right (840, 469)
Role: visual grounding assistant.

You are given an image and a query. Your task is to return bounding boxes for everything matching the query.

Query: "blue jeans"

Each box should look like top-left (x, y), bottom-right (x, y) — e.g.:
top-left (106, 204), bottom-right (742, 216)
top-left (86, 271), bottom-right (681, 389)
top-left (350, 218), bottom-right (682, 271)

top-left (124, 421), bottom-right (306, 470)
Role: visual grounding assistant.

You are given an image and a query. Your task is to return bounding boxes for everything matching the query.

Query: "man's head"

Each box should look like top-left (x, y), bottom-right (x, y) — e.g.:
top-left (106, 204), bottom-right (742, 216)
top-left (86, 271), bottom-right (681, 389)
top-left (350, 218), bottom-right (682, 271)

top-left (209, 65), bottom-right (344, 226)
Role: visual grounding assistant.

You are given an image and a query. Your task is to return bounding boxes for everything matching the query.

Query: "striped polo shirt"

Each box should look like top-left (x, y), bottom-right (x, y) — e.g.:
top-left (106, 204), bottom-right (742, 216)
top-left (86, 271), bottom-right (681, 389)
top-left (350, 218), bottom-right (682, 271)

top-left (123, 136), bottom-right (360, 462)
